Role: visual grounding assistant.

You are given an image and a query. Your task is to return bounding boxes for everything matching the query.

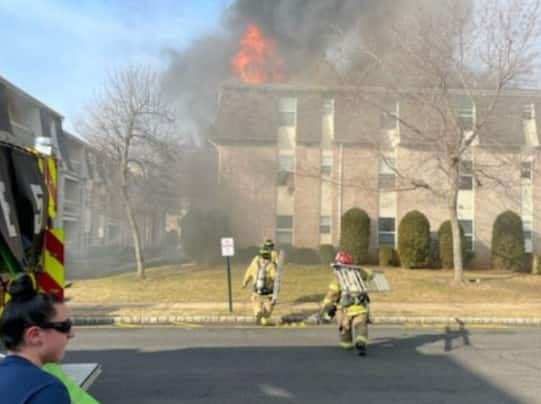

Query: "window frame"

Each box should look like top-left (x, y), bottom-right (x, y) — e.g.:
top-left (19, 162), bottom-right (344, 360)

top-left (279, 97), bottom-right (297, 128)
top-left (459, 160), bottom-right (473, 191)
top-left (320, 155), bottom-right (333, 177)
top-left (378, 217), bottom-right (396, 247)
top-left (458, 219), bottom-right (474, 251)
top-left (276, 215), bottom-right (294, 244)
top-left (320, 215), bottom-right (331, 235)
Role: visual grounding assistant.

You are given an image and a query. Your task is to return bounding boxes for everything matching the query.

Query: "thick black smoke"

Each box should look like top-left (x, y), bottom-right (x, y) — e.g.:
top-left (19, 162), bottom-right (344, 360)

top-left (161, 0), bottom-right (449, 140)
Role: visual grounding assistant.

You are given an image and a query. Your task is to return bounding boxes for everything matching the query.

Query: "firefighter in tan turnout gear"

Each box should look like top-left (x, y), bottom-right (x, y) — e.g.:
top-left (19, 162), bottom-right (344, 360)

top-left (320, 251), bottom-right (374, 356)
top-left (242, 247), bottom-right (277, 325)
top-left (263, 239), bottom-right (279, 266)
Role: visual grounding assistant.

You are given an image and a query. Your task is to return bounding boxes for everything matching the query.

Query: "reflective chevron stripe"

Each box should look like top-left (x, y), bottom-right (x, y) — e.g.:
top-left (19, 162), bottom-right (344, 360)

top-left (39, 157), bottom-right (57, 219)
top-left (37, 228), bottom-right (64, 300)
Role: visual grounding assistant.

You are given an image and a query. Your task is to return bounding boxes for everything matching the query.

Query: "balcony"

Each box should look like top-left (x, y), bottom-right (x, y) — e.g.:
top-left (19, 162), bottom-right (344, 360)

top-left (63, 198), bottom-right (81, 218)
top-left (68, 159), bottom-right (83, 176)
top-left (10, 120), bottom-right (34, 146)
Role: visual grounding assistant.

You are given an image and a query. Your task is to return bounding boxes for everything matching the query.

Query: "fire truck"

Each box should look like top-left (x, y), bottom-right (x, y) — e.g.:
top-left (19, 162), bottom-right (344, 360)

top-left (0, 136), bottom-right (64, 305)
top-left (0, 135), bottom-right (101, 402)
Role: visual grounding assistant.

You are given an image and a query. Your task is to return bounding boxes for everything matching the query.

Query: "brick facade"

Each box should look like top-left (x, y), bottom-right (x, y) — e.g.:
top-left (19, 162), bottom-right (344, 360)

top-left (213, 83), bottom-right (541, 267)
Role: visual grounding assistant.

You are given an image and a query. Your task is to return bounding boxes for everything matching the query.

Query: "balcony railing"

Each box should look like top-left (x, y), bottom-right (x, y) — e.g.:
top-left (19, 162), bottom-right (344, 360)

top-left (68, 159), bottom-right (83, 176)
top-left (63, 198), bottom-right (81, 217)
top-left (10, 120), bottom-right (34, 146)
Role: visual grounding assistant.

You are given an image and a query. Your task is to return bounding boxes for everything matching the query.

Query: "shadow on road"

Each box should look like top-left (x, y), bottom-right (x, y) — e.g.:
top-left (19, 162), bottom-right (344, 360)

top-left (66, 326), bottom-right (523, 404)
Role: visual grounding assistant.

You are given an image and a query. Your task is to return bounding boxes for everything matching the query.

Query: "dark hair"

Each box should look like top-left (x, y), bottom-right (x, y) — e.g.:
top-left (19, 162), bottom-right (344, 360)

top-left (0, 275), bottom-right (59, 350)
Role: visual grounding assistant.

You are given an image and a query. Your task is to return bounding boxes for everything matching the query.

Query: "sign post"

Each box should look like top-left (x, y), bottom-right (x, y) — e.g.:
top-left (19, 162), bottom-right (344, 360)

top-left (221, 237), bottom-right (235, 313)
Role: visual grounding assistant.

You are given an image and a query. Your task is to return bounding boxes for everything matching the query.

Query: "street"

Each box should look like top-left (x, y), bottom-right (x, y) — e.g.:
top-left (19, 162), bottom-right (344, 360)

top-left (66, 325), bottom-right (541, 403)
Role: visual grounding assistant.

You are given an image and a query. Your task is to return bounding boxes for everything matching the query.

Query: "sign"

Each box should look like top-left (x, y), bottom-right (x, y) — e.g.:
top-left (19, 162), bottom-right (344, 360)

top-left (221, 237), bottom-right (235, 257)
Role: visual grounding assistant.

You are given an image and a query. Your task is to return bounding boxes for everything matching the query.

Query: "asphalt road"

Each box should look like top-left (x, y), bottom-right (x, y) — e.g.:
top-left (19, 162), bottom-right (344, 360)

top-left (66, 325), bottom-right (541, 403)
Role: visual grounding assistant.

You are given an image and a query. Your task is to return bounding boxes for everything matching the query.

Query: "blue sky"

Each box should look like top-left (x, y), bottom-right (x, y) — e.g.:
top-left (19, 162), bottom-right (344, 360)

top-left (0, 0), bottom-right (229, 132)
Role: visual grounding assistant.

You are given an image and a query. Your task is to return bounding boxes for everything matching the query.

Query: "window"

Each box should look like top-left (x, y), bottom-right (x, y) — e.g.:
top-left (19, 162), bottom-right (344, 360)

top-left (279, 97), bottom-right (296, 127)
top-left (379, 157), bottom-right (396, 190)
top-left (521, 161), bottom-right (533, 180)
top-left (322, 98), bottom-right (334, 115)
top-left (380, 157), bottom-right (396, 173)
top-left (459, 219), bottom-right (473, 251)
top-left (379, 174), bottom-right (396, 190)
top-left (522, 104), bottom-right (535, 120)
top-left (524, 220), bottom-right (533, 253)
top-left (380, 101), bottom-right (398, 130)
top-left (457, 102), bottom-right (475, 131)
top-left (459, 160), bottom-right (473, 190)
top-left (277, 155), bottom-right (294, 186)
top-left (276, 215), bottom-right (293, 244)
top-left (320, 216), bottom-right (331, 234)
top-left (321, 155), bottom-right (332, 176)
top-left (378, 217), bottom-right (395, 247)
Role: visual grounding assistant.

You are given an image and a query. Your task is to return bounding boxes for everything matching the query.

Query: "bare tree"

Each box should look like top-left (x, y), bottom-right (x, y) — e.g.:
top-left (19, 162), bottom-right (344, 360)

top-left (331, 0), bottom-right (541, 282)
top-left (82, 65), bottom-right (176, 279)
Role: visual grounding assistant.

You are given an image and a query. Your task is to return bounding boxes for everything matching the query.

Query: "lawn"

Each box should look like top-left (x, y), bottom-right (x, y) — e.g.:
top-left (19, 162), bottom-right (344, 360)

top-left (67, 263), bottom-right (541, 307)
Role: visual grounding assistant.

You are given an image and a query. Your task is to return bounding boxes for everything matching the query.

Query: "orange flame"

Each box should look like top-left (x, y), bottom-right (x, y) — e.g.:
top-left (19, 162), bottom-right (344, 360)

top-left (232, 24), bottom-right (283, 84)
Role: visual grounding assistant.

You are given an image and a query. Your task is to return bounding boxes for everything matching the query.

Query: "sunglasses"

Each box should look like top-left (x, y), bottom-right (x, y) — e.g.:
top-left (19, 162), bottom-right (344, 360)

top-left (39, 319), bottom-right (73, 334)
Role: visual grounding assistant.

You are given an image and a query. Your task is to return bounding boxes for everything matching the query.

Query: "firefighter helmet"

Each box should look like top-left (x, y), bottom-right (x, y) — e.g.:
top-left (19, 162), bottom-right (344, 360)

top-left (334, 251), bottom-right (353, 265)
top-left (259, 247), bottom-right (271, 260)
top-left (263, 239), bottom-right (275, 250)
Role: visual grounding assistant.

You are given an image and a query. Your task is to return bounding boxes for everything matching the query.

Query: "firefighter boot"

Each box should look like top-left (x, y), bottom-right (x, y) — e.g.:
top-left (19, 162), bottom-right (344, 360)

top-left (255, 313), bottom-right (263, 325)
top-left (355, 341), bottom-right (367, 356)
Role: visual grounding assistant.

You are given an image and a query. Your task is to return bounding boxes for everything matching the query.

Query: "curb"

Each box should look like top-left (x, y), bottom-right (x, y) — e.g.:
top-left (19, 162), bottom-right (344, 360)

top-left (72, 315), bottom-right (541, 327)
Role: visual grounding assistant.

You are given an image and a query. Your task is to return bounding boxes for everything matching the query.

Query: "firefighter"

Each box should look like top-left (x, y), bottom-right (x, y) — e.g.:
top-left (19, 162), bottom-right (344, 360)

top-left (320, 251), bottom-right (373, 356)
top-left (263, 239), bottom-right (279, 265)
top-left (242, 246), bottom-right (277, 325)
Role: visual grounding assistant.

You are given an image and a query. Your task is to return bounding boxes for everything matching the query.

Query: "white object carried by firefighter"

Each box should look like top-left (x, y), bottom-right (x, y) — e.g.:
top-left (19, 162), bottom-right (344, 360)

top-left (332, 263), bottom-right (390, 293)
top-left (271, 250), bottom-right (285, 305)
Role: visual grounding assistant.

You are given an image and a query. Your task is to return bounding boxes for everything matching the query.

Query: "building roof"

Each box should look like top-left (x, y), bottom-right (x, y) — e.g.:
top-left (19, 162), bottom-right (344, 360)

top-left (212, 82), bottom-right (541, 147)
top-left (0, 75), bottom-right (64, 119)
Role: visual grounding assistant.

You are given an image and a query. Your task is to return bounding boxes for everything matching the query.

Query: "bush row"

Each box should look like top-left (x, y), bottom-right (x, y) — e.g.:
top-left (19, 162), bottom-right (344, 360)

top-left (339, 207), bottom-right (526, 271)
top-left (180, 208), bottom-right (527, 272)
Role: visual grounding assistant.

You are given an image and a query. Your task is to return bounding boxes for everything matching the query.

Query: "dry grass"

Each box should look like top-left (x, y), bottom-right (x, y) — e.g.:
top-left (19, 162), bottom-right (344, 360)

top-left (67, 264), bottom-right (541, 305)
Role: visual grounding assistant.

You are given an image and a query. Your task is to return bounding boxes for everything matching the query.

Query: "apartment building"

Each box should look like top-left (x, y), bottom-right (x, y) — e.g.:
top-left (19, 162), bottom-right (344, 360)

top-left (211, 82), bottom-right (541, 267)
top-left (0, 75), bottom-right (131, 258)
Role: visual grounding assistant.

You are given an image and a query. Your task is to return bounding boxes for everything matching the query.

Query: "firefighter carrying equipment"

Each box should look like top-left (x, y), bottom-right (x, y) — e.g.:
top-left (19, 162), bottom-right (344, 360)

top-left (334, 251), bottom-right (353, 265)
top-left (242, 256), bottom-right (277, 294)
top-left (339, 291), bottom-right (369, 308)
top-left (259, 247), bottom-right (271, 260)
top-left (255, 257), bottom-right (273, 295)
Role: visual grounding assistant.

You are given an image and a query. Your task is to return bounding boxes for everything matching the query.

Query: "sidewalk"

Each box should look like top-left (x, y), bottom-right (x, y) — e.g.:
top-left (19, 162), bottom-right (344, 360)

top-left (70, 301), bottom-right (541, 327)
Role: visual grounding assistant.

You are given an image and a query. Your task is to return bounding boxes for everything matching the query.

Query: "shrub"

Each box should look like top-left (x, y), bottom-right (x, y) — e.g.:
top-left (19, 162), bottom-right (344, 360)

top-left (319, 244), bottom-right (336, 265)
top-left (398, 210), bottom-right (431, 269)
top-left (378, 246), bottom-right (397, 267)
top-left (294, 248), bottom-right (320, 265)
top-left (339, 208), bottom-right (370, 265)
top-left (438, 221), bottom-right (466, 269)
top-left (428, 237), bottom-right (441, 269)
top-left (180, 209), bottom-right (232, 264)
top-left (491, 210), bottom-right (525, 271)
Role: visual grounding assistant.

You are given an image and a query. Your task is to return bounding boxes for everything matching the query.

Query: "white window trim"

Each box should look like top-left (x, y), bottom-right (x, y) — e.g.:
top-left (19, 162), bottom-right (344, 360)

top-left (377, 217), bottom-right (396, 248)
